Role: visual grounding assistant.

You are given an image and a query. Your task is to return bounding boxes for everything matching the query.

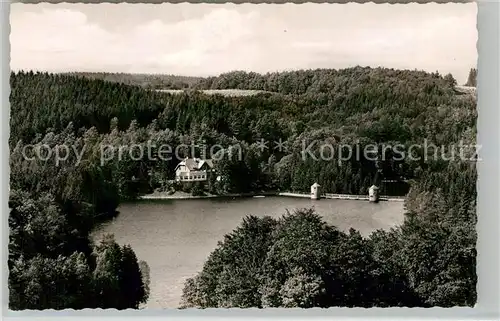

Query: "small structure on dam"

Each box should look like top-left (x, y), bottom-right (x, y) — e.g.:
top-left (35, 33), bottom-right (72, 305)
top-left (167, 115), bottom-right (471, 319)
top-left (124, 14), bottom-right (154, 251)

top-left (311, 183), bottom-right (321, 200)
top-left (368, 185), bottom-right (380, 202)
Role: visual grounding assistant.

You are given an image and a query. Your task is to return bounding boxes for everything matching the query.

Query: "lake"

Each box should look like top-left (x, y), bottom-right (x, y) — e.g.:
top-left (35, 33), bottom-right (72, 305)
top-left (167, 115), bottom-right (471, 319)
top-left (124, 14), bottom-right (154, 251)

top-left (91, 196), bottom-right (405, 309)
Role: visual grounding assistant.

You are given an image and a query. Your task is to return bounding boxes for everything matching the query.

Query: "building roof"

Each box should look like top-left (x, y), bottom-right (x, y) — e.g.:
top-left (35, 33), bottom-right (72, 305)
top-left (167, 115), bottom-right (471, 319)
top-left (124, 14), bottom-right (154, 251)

top-left (176, 158), bottom-right (213, 171)
top-left (198, 159), bottom-right (214, 169)
top-left (311, 182), bottom-right (321, 187)
top-left (369, 185), bottom-right (379, 190)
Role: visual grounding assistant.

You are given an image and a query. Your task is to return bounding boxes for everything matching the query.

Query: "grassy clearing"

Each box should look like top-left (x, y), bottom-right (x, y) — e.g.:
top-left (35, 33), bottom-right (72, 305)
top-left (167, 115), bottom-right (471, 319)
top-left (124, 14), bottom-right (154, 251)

top-left (156, 89), bottom-right (272, 97)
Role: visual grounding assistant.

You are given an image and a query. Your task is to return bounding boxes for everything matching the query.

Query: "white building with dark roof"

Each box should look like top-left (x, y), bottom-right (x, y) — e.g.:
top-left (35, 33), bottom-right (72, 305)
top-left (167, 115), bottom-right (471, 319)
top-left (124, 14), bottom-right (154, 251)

top-left (175, 158), bottom-right (214, 182)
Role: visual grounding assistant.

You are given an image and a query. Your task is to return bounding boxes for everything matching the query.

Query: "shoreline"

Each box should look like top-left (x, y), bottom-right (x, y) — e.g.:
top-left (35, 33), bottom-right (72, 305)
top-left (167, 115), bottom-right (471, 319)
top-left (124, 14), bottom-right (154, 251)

top-left (139, 192), bottom-right (405, 202)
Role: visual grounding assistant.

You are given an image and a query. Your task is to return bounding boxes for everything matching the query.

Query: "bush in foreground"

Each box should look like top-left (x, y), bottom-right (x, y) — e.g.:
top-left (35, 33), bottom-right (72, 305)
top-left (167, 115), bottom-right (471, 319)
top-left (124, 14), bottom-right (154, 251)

top-left (181, 209), bottom-right (423, 308)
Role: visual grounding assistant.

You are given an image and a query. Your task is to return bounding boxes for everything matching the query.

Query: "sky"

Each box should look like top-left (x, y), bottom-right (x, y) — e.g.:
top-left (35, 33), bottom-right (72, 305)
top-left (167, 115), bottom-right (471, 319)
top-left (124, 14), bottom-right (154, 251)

top-left (10, 3), bottom-right (477, 83)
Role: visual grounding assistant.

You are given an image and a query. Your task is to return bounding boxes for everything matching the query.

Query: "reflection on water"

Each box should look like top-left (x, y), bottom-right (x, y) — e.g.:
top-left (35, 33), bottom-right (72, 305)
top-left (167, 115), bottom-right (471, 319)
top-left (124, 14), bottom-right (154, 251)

top-left (91, 196), bottom-right (404, 309)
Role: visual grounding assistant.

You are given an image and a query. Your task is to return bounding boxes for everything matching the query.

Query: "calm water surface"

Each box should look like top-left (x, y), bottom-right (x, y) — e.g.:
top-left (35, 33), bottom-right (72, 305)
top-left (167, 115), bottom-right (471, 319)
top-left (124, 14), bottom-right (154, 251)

top-left (92, 196), bottom-right (404, 309)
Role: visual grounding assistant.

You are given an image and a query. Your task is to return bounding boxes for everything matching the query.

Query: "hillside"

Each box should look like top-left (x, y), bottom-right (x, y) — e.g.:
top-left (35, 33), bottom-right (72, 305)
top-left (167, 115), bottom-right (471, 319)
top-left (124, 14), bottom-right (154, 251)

top-left (66, 72), bottom-right (203, 90)
top-left (10, 67), bottom-right (476, 196)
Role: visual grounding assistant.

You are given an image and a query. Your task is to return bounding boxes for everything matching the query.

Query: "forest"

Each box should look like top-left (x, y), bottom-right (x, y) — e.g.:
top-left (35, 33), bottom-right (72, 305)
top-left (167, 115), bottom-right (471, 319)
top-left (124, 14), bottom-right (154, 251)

top-left (9, 66), bottom-right (477, 308)
top-left (67, 72), bottom-right (203, 90)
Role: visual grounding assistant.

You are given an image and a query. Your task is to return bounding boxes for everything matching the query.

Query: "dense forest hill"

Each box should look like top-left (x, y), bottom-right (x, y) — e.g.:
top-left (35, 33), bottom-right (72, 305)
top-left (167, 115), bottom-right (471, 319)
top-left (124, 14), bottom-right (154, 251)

top-left (11, 68), bottom-right (475, 194)
top-left (9, 66), bottom-right (477, 309)
top-left (66, 72), bottom-right (203, 90)
top-left (192, 68), bottom-right (459, 94)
